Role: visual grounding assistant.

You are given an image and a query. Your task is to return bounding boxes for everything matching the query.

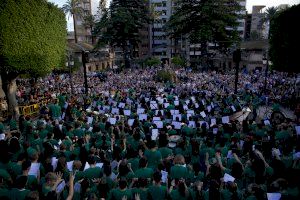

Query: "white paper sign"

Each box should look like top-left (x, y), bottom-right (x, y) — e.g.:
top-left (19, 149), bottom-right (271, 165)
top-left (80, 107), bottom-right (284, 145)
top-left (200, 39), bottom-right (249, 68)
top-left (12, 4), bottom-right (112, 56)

top-left (296, 126), bottom-right (300, 135)
top-left (231, 106), bottom-right (236, 112)
top-left (139, 114), bottom-right (147, 121)
top-left (56, 180), bottom-right (66, 193)
top-left (137, 108), bottom-right (145, 114)
top-left (150, 103), bottom-right (158, 110)
top-left (51, 157), bottom-right (58, 171)
top-left (207, 106), bottom-right (212, 112)
top-left (108, 118), bottom-right (117, 125)
top-left (267, 193), bottom-right (281, 200)
top-left (124, 110), bottom-right (131, 116)
top-left (188, 121), bottom-right (196, 128)
top-left (211, 118), bottom-right (217, 126)
top-left (187, 110), bottom-right (195, 115)
top-left (172, 114), bottom-right (182, 121)
top-left (195, 103), bottom-right (199, 108)
top-left (153, 117), bottom-right (161, 121)
top-left (87, 117), bottom-right (93, 124)
top-left (28, 163), bottom-right (40, 178)
top-left (222, 116), bottom-right (230, 124)
top-left (151, 129), bottom-right (159, 140)
top-left (111, 108), bottom-right (119, 115)
top-left (172, 121), bottom-right (182, 129)
top-left (164, 103), bottom-right (170, 108)
top-left (67, 161), bottom-right (74, 171)
top-left (161, 170), bottom-right (168, 183)
top-left (154, 121), bottom-right (163, 129)
top-left (213, 128), bottom-right (218, 134)
top-left (155, 110), bottom-right (164, 116)
top-left (264, 120), bottom-right (271, 126)
top-left (118, 103), bottom-right (125, 108)
top-left (174, 100), bottom-right (179, 106)
top-left (128, 119), bottom-right (135, 126)
top-left (200, 111), bottom-right (206, 118)
top-left (224, 173), bottom-right (235, 182)
top-left (183, 105), bottom-right (188, 110)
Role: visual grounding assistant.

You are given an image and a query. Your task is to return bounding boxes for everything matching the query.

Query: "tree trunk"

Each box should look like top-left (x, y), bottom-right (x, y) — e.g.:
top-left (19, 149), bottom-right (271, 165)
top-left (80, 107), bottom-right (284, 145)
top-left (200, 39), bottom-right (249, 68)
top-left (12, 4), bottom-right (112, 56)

top-left (1, 74), bottom-right (19, 119)
top-left (73, 15), bottom-right (78, 43)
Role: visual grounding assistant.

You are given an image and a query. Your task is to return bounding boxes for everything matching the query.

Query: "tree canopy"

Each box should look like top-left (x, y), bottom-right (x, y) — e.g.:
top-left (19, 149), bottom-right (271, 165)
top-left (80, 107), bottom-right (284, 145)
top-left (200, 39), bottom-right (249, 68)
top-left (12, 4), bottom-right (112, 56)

top-left (166, 0), bottom-right (242, 53)
top-left (269, 4), bottom-right (300, 73)
top-left (94, 0), bottom-right (151, 65)
top-left (0, 0), bottom-right (67, 78)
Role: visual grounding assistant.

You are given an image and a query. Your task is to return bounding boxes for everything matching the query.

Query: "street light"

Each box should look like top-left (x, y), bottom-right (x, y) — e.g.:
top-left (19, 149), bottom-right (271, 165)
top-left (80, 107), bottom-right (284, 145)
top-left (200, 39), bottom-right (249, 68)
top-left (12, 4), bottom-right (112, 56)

top-left (66, 56), bottom-right (74, 95)
top-left (262, 57), bottom-right (272, 94)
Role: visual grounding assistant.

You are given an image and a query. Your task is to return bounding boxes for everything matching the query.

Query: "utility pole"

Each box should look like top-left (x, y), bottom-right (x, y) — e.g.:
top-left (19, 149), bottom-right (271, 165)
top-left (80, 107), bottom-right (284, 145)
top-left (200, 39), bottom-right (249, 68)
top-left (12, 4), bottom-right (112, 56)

top-left (82, 51), bottom-right (89, 95)
top-left (233, 49), bottom-right (241, 94)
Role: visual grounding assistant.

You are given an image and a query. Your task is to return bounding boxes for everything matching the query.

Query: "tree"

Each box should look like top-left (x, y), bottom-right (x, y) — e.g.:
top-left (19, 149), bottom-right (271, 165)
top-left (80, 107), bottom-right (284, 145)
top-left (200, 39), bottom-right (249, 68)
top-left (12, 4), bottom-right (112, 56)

top-left (62, 0), bottom-right (83, 43)
top-left (269, 4), bottom-right (300, 73)
top-left (166, 0), bottom-right (242, 58)
top-left (171, 56), bottom-right (186, 67)
top-left (83, 14), bottom-right (96, 44)
top-left (0, 0), bottom-right (66, 117)
top-left (94, 0), bottom-right (151, 68)
top-left (263, 6), bottom-right (278, 39)
top-left (144, 57), bottom-right (161, 67)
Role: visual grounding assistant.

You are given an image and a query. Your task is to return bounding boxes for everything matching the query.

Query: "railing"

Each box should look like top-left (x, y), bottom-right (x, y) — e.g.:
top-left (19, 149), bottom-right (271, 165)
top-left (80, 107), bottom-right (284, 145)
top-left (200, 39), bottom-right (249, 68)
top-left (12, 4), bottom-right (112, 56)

top-left (18, 99), bottom-right (52, 116)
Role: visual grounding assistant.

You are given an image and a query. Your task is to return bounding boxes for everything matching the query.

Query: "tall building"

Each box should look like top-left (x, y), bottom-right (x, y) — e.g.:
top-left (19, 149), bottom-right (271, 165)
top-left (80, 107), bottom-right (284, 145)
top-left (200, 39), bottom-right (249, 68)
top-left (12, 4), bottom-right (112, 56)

top-left (149, 0), bottom-right (247, 66)
top-left (73, 0), bottom-right (93, 44)
top-left (149, 0), bottom-right (172, 63)
top-left (250, 5), bottom-right (266, 40)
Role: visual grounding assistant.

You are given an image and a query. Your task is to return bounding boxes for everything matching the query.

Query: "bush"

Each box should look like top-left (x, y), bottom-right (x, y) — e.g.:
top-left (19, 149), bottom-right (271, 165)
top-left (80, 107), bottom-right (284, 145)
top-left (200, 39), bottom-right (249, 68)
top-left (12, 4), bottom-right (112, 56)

top-left (156, 70), bottom-right (176, 83)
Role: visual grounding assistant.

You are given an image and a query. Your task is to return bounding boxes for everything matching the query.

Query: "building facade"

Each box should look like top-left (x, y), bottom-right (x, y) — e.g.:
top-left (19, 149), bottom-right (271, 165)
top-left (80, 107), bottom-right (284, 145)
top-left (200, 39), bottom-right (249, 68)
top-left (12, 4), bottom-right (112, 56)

top-left (73, 0), bottom-right (93, 44)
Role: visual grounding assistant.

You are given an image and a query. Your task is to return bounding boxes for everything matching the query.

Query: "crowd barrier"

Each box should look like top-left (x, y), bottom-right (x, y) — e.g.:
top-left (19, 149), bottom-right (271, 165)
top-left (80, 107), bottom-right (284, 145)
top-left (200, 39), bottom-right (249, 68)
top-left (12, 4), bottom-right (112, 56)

top-left (18, 99), bottom-right (53, 116)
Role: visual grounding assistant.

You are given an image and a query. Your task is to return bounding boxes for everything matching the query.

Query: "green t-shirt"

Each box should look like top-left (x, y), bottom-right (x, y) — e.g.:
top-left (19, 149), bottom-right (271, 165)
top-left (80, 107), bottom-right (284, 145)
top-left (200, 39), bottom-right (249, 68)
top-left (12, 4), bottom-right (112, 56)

top-left (144, 149), bottom-right (162, 169)
top-left (132, 188), bottom-right (148, 200)
top-left (134, 167), bottom-right (154, 179)
top-left (148, 185), bottom-right (167, 200)
top-left (109, 188), bottom-right (132, 200)
top-left (170, 188), bottom-right (192, 200)
top-left (84, 167), bottom-right (103, 179)
top-left (170, 165), bottom-right (189, 179)
top-left (10, 188), bottom-right (30, 200)
top-left (0, 187), bottom-right (9, 198)
top-left (158, 147), bottom-right (173, 159)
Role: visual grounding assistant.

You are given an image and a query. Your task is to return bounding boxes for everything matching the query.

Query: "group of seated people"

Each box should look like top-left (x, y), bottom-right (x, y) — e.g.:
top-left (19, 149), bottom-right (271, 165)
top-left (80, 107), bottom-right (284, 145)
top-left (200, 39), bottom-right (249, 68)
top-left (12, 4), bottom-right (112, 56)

top-left (0, 68), bottom-right (299, 200)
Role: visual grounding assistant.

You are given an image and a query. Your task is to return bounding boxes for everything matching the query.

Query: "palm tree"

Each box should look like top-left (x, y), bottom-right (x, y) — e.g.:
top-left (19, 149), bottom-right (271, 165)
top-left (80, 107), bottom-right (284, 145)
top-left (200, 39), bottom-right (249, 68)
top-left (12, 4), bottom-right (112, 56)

top-left (264, 7), bottom-right (278, 39)
top-left (62, 0), bottom-right (83, 43)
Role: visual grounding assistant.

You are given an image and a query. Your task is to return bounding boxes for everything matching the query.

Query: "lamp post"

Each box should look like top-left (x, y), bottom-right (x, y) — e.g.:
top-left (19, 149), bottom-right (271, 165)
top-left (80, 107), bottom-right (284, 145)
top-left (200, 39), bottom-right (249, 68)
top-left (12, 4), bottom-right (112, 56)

top-left (262, 57), bottom-right (272, 94)
top-left (66, 56), bottom-right (74, 95)
top-left (233, 49), bottom-right (241, 94)
top-left (82, 51), bottom-right (89, 95)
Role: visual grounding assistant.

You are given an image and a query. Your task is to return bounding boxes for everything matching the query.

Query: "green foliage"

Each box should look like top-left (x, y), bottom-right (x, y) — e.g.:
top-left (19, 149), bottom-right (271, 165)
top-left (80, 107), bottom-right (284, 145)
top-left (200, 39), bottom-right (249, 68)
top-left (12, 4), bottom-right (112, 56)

top-left (269, 4), bottom-right (300, 73)
top-left (0, 0), bottom-right (67, 77)
top-left (144, 57), bottom-right (161, 67)
top-left (166, 0), bottom-right (242, 54)
top-left (171, 56), bottom-right (185, 67)
top-left (156, 70), bottom-right (176, 83)
top-left (94, 0), bottom-right (151, 51)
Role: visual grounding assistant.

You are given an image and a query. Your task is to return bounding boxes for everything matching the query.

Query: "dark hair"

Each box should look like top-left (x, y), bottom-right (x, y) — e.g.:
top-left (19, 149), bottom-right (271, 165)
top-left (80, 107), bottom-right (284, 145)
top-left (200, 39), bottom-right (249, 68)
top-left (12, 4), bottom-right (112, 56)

top-left (87, 155), bottom-right (96, 165)
top-left (208, 179), bottom-right (220, 200)
top-left (153, 171), bottom-right (162, 183)
top-left (119, 178), bottom-right (127, 189)
top-left (22, 160), bottom-right (32, 171)
top-left (139, 157), bottom-right (148, 168)
top-left (178, 180), bottom-right (189, 197)
top-left (16, 175), bottom-right (28, 189)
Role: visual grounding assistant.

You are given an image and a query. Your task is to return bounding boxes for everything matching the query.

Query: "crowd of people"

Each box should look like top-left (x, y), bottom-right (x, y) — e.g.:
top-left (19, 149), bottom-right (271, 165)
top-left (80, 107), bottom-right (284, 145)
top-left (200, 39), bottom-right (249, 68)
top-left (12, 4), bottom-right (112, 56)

top-left (0, 67), bottom-right (299, 200)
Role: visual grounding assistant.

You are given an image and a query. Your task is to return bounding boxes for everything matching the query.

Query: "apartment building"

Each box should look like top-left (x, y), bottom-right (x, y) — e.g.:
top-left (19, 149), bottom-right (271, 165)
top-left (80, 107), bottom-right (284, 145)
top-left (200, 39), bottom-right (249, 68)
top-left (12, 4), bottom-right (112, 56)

top-left (73, 0), bottom-right (93, 44)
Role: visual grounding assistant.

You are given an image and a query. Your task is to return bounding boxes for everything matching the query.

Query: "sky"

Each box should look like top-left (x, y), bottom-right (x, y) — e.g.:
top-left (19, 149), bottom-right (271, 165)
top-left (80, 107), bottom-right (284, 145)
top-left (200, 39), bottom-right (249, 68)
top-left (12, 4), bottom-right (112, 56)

top-left (49, 0), bottom-right (300, 31)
